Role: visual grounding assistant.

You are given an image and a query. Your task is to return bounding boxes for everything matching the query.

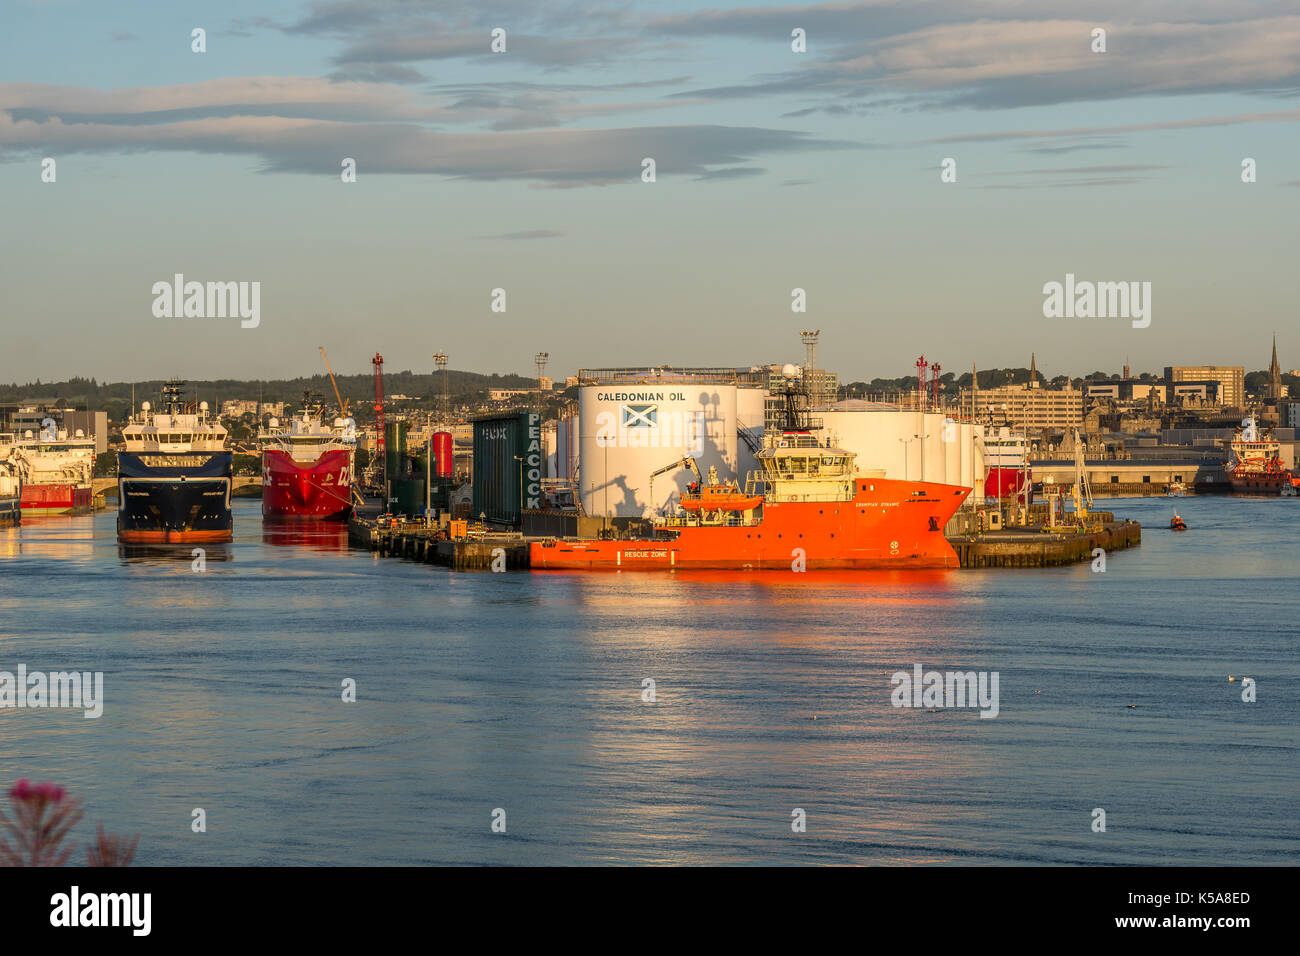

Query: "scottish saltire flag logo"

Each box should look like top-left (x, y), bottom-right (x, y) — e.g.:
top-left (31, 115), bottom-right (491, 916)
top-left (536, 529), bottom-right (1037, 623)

top-left (621, 404), bottom-right (657, 428)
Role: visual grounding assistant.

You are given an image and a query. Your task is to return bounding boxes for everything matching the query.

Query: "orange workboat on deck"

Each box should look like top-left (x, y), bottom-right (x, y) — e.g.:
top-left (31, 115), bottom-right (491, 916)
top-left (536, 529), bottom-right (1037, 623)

top-left (531, 429), bottom-right (971, 571)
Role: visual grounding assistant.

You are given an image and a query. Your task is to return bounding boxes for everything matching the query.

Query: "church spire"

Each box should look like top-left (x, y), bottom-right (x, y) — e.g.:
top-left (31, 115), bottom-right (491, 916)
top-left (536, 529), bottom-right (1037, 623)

top-left (1029, 352), bottom-right (1039, 389)
top-left (1270, 334), bottom-right (1281, 401)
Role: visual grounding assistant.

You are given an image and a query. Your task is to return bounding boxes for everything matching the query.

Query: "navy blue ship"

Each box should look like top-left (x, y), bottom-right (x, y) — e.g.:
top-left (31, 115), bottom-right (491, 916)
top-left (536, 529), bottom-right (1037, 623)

top-left (117, 382), bottom-right (233, 543)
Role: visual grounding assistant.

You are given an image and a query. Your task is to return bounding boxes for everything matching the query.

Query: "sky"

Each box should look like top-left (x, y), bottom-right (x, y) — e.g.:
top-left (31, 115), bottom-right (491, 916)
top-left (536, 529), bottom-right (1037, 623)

top-left (1, 0), bottom-right (1298, 385)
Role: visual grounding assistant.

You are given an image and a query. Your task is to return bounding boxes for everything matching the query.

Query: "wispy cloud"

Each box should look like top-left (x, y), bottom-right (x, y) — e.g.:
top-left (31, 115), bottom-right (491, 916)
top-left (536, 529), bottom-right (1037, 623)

top-left (0, 81), bottom-right (853, 185)
top-left (474, 229), bottom-right (564, 240)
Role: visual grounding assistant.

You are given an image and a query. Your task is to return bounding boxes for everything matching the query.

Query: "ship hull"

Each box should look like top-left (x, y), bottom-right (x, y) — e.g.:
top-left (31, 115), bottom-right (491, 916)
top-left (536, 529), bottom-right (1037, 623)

top-left (117, 451), bottom-right (233, 543)
top-left (19, 482), bottom-right (93, 515)
top-left (261, 449), bottom-right (354, 521)
top-left (1228, 472), bottom-right (1297, 495)
top-left (985, 466), bottom-right (1032, 502)
top-left (532, 478), bottom-right (970, 570)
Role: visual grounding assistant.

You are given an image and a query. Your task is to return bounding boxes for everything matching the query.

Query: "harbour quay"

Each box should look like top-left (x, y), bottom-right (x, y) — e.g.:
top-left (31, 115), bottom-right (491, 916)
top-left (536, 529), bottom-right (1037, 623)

top-left (350, 507), bottom-right (1141, 571)
top-left (945, 510), bottom-right (1141, 569)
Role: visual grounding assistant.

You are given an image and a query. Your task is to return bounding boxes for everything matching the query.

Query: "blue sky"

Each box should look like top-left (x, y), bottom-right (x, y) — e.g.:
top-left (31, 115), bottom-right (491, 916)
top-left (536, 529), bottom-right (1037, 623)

top-left (2, 0), bottom-right (1298, 384)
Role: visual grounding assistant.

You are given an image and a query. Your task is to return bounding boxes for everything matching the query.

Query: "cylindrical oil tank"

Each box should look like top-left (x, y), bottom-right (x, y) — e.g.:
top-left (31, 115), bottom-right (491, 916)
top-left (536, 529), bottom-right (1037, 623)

top-left (384, 421), bottom-right (408, 479)
top-left (576, 382), bottom-right (744, 518)
top-left (433, 431), bottom-right (454, 479)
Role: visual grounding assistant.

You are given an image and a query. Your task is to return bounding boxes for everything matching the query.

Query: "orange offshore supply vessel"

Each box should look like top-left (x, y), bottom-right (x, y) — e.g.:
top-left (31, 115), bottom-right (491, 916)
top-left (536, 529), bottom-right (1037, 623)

top-left (531, 404), bottom-right (972, 570)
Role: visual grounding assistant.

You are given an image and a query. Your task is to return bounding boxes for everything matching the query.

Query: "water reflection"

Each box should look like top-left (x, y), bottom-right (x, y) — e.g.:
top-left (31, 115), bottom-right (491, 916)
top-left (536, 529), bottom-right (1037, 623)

top-left (117, 542), bottom-right (234, 565)
top-left (261, 519), bottom-right (349, 554)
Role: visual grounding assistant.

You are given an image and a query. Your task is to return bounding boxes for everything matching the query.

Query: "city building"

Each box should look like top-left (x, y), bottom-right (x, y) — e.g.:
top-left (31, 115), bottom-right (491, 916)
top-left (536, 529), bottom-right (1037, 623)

top-left (962, 383), bottom-right (1083, 433)
top-left (1164, 365), bottom-right (1244, 408)
top-left (1084, 379), bottom-right (1160, 404)
top-left (1166, 380), bottom-right (1222, 406)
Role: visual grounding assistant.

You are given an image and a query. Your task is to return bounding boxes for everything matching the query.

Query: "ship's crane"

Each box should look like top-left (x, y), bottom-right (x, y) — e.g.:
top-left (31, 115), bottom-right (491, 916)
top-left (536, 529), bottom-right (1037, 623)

top-left (648, 456), bottom-right (702, 512)
top-left (1071, 427), bottom-right (1095, 526)
top-left (372, 353), bottom-right (387, 501)
top-left (319, 346), bottom-right (349, 417)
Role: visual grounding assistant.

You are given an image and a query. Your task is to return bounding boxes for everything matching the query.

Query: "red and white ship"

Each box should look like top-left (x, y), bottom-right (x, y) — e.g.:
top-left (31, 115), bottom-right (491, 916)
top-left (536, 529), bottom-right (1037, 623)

top-left (0, 452), bottom-right (20, 526)
top-left (982, 426), bottom-right (1032, 503)
top-left (4, 419), bottom-right (95, 514)
top-left (259, 397), bottom-right (357, 521)
top-left (1226, 417), bottom-right (1299, 496)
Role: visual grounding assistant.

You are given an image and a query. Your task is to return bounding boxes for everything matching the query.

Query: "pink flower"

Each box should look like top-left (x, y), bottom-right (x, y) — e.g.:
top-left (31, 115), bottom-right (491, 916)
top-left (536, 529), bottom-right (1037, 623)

top-left (7, 780), bottom-right (65, 804)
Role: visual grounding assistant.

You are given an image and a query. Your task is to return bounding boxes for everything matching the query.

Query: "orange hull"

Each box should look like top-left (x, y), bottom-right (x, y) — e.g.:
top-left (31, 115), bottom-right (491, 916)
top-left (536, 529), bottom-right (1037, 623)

top-left (117, 529), bottom-right (234, 544)
top-left (532, 478), bottom-right (970, 570)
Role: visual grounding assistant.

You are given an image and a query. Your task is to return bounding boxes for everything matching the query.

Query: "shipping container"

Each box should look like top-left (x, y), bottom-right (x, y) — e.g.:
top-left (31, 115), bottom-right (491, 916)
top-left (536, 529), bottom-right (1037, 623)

top-left (472, 411), bottom-right (542, 526)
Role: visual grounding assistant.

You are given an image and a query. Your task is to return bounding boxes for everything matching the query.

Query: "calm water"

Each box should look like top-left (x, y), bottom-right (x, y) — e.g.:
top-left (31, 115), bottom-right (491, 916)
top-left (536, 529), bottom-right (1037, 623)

top-left (0, 496), bottom-right (1295, 865)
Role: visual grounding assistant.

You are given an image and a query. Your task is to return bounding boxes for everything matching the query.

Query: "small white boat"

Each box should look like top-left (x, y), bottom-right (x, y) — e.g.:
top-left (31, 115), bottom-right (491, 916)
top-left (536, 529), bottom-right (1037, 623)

top-left (1166, 482), bottom-right (1185, 497)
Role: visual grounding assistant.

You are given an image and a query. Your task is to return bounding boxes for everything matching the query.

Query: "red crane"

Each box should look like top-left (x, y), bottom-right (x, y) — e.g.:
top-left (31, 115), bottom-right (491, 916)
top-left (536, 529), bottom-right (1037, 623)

top-left (930, 362), bottom-right (942, 408)
top-left (372, 353), bottom-right (387, 499)
top-left (915, 356), bottom-right (928, 409)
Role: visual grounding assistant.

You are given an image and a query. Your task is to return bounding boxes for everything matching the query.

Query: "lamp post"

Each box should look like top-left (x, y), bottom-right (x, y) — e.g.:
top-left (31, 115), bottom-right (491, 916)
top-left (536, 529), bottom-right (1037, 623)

top-left (898, 436), bottom-right (910, 481)
top-left (1021, 400), bottom-right (1029, 510)
top-left (514, 454), bottom-right (524, 530)
top-left (915, 432), bottom-right (930, 483)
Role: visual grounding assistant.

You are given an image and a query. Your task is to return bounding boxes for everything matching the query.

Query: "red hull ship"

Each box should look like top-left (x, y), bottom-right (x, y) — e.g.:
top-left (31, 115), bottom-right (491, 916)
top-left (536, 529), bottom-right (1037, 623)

top-left (262, 448), bottom-right (354, 520)
top-left (20, 482), bottom-right (93, 514)
top-left (1225, 418), bottom-right (1300, 496)
top-left (982, 428), bottom-right (1032, 503)
top-left (532, 475), bottom-right (969, 570)
top-left (259, 397), bottom-right (357, 521)
top-left (532, 383), bottom-right (971, 571)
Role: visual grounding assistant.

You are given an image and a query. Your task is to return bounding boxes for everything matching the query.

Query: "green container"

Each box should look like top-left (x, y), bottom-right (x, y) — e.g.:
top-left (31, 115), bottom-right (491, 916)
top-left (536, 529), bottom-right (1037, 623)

top-left (390, 477), bottom-right (425, 516)
top-left (472, 411), bottom-right (541, 526)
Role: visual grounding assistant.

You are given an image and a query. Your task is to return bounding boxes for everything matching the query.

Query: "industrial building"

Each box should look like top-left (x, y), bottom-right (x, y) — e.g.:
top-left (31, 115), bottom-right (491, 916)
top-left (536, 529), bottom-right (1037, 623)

top-left (544, 369), bottom-right (987, 519)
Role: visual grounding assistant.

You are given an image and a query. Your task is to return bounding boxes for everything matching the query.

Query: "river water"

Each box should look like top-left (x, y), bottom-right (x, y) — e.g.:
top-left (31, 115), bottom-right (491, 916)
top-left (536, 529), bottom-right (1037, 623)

top-left (0, 496), bottom-right (1295, 865)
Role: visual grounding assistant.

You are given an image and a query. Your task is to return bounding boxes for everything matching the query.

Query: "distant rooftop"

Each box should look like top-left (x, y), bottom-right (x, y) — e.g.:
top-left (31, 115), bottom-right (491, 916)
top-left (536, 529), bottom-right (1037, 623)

top-left (578, 367), bottom-right (764, 386)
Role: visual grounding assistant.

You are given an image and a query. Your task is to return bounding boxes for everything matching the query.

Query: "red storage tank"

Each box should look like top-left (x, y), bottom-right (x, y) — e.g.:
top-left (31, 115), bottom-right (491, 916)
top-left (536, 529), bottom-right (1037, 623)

top-left (433, 431), bottom-right (454, 479)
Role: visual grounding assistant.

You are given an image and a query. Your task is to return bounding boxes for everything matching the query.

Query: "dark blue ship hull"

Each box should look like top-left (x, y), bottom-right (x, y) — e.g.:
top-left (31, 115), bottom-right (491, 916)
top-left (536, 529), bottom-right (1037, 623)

top-left (117, 451), bottom-right (233, 542)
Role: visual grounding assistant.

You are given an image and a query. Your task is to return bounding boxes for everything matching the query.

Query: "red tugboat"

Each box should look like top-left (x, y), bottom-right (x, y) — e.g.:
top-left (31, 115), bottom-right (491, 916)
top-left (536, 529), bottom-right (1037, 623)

top-left (531, 383), bottom-right (971, 571)
top-left (259, 392), bottom-right (357, 521)
top-left (1225, 417), bottom-right (1299, 496)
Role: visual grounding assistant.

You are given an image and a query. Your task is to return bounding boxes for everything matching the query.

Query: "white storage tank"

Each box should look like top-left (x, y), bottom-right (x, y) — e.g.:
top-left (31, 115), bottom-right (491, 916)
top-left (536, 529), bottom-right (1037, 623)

top-left (575, 370), bottom-right (766, 517)
top-left (819, 404), bottom-right (986, 499)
